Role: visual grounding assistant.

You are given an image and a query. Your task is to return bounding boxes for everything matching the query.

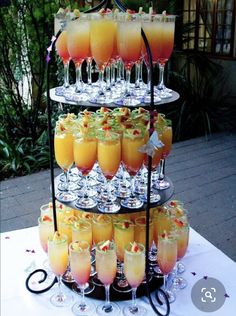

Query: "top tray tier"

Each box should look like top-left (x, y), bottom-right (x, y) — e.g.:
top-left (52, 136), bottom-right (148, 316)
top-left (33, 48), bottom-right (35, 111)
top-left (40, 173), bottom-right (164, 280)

top-left (49, 87), bottom-right (180, 108)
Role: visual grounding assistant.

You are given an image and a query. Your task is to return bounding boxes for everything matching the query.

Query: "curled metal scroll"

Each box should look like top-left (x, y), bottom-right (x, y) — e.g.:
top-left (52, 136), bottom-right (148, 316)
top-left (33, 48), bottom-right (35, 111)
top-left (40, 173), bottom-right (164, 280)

top-left (25, 269), bottom-right (57, 294)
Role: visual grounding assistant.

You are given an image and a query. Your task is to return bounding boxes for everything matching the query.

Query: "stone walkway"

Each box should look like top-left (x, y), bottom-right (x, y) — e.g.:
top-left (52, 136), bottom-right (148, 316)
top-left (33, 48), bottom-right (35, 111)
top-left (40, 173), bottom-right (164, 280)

top-left (1, 132), bottom-right (236, 261)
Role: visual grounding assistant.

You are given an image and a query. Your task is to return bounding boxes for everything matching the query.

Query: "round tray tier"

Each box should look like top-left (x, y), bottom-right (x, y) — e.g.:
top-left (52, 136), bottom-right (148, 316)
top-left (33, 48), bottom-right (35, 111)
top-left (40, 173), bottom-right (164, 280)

top-left (50, 87), bottom-right (180, 108)
top-left (54, 169), bottom-right (174, 214)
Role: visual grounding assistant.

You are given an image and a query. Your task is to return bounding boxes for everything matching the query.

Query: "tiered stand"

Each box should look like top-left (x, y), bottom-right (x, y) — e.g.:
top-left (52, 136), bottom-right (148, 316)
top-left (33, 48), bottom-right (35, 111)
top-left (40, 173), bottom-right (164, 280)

top-left (26, 1), bottom-right (180, 315)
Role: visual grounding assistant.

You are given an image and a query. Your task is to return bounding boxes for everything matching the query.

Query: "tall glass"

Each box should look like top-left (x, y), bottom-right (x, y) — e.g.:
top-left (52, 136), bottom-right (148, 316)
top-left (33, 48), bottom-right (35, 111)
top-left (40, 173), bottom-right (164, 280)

top-left (157, 233), bottom-right (177, 303)
top-left (97, 131), bottom-right (121, 213)
top-left (48, 233), bottom-right (73, 307)
top-left (141, 14), bottom-right (161, 104)
top-left (113, 219), bottom-right (134, 293)
top-left (154, 119), bottom-right (173, 190)
top-left (73, 132), bottom-right (97, 209)
top-left (155, 14), bottom-right (176, 98)
top-left (96, 241), bottom-right (120, 315)
top-left (121, 128), bottom-right (145, 209)
top-left (134, 216), bottom-right (154, 250)
top-left (92, 214), bottom-right (113, 245)
top-left (54, 124), bottom-right (76, 202)
top-left (123, 243), bottom-right (146, 315)
top-left (38, 216), bottom-right (54, 253)
top-left (69, 240), bottom-right (95, 315)
top-left (116, 13), bottom-right (142, 106)
top-left (55, 29), bottom-right (71, 96)
top-left (89, 13), bottom-right (116, 104)
top-left (66, 15), bottom-right (90, 102)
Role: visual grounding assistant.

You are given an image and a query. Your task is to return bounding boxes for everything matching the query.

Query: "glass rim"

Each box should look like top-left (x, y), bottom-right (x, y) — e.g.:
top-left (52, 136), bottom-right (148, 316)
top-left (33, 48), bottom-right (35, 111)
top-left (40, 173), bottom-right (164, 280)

top-left (96, 240), bottom-right (116, 253)
top-left (93, 214), bottom-right (112, 224)
top-left (72, 219), bottom-right (91, 230)
top-left (48, 233), bottom-right (67, 244)
top-left (69, 240), bottom-right (90, 252)
top-left (124, 242), bottom-right (145, 254)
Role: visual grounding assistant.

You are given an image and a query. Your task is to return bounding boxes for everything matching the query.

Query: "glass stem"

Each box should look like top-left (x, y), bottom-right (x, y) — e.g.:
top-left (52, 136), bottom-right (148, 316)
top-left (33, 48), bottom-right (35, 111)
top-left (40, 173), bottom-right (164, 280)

top-left (83, 175), bottom-right (88, 198)
top-left (57, 275), bottom-right (63, 297)
top-left (121, 61), bottom-right (125, 81)
top-left (131, 287), bottom-right (138, 312)
top-left (104, 284), bottom-right (111, 309)
top-left (116, 59), bottom-right (121, 84)
top-left (139, 60), bottom-right (143, 84)
top-left (75, 63), bottom-right (82, 93)
top-left (125, 68), bottom-right (131, 96)
top-left (158, 63), bottom-right (165, 90)
top-left (64, 170), bottom-right (69, 191)
top-left (80, 284), bottom-right (86, 308)
top-left (106, 65), bottom-right (111, 91)
top-left (98, 69), bottom-right (105, 95)
top-left (135, 61), bottom-right (140, 89)
top-left (87, 58), bottom-right (92, 86)
top-left (107, 180), bottom-right (112, 201)
top-left (63, 61), bottom-right (70, 88)
top-left (130, 175), bottom-right (135, 197)
top-left (111, 61), bottom-right (116, 86)
top-left (159, 159), bottom-right (165, 180)
top-left (146, 67), bottom-right (151, 94)
top-left (163, 274), bottom-right (167, 292)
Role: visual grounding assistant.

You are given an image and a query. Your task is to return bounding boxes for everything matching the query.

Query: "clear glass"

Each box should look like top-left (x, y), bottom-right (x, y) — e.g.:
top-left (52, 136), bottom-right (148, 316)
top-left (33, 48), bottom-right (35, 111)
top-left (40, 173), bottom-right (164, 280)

top-left (69, 240), bottom-right (95, 315)
top-left (123, 243), bottom-right (146, 315)
top-left (96, 241), bottom-right (120, 315)
top-left (48, 234), bottom-right (73, 307)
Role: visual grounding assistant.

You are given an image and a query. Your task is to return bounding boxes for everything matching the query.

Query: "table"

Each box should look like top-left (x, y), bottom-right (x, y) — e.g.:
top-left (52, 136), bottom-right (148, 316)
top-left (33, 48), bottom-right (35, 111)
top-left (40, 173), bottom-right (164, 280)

top-left (1, 226), bottom-right (236, 316)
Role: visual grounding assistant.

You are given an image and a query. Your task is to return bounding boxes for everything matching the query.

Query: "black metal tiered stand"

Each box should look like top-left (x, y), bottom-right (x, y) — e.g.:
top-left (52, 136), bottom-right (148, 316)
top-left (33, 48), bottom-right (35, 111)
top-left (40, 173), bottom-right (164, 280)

top-left (25, 1), bottom-right (179, 315)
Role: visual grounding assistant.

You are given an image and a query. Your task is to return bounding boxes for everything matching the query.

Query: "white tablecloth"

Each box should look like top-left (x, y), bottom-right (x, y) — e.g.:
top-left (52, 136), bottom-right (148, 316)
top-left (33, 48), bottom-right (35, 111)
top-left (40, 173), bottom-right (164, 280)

top-left (1, 226), bottom-right (236, 316)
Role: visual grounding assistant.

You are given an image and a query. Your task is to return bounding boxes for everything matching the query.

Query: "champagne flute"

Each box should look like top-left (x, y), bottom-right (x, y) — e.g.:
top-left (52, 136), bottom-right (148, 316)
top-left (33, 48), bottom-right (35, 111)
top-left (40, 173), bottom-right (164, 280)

top-left (157, 232), bottom-right (177, 303)
top-left (55, 28), bottom-right (71, 96)
top-left (96, 241), bottom-right (120, 315)
top-left (89, 12), bottom-right (116, 104)
top-left (69, 240), bottom-right (95, 315)
top-left (97, 130), bottom-right (121, 213)
top-left (115, 12), bottom-right (142, 106)
top-left (155, 14), bottom-right (176, 99)
top-left (123, 242), bottom-right (146, 315)
top-left (48, 232), bottom-right (73, 307)
top-left (54, 123), bottom-right (77, 202)
top-left (66, 14), bottom-right (90, 102)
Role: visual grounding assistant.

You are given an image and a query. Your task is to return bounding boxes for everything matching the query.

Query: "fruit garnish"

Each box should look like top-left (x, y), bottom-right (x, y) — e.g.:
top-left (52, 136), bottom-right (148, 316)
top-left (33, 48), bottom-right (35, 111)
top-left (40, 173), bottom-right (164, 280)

top-left (126, 9), bottom-right (136, 14)
top-left (139, 217), bottom-right (146, 225)
top-left (133, 129), bottom-right (141, 136)
top-left (42, 215), bottom-right (52, 222)
top-left (53, 231), bottom-right (61, 242)
top-left (64, 215), bottom-right (77, 224)
top-left (101, 107), bottom-right (110, 113)
top-left (58, 122), bottom-right (66, 132)
top-left (73, 9), bottom-right (80, 18)
top-left (170, 201), bottom-right (177, 207)
top-left (174, 219), bottom-right (185, 227)
top-left (123, 221), bottom-right (130, 229)
top-left (49, 202), bottom-right (53, 209)
top-left (82, 212), bottom-right (92, 219)
top-left (102, 124), bottom-right (112, 131)
top-left (100, 240), bottom-right (110, 251)
top-left (72, 241), bottom-right (82, 251)
top-left (131, 241), bottom-right (140, 253)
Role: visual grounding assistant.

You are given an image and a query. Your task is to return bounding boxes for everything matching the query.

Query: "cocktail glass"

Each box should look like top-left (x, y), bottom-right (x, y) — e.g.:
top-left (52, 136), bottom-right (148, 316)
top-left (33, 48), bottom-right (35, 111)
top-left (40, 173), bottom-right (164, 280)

top-left (73, 131), bottom-right (97, 209)
top-left (96, 241), bottom-right (120, 315)
top-left (66, 15), bottom-right (90, 102)
top-left (92, 214), bottom-right (113, 245)
top-left (123, 242), bottom-right (146, 315)
top-left (48, 232), bottom-right (73, 307)
top-left (55, 28), bottom-right (71, 96)
top-left (89, 13), bottom-right (116, 104)
top-left (155, 14), bottom-right (176, 99)
top-left (154, 119), bottom-right (173, 190)
top-left (115, 13), bottom-right (142, 106)
top-left (69, 240), bottom-right (95, 315)
top-left (157, 232), bottom-right (177, 303)
top-left (54, 124), bottom-right (77, 202)
top-left (97, 131), bottom-right (121, 213)
top-left (121, 128), bottom-right (145, 209)
top-left (113, 219), bottom-right (134, 293)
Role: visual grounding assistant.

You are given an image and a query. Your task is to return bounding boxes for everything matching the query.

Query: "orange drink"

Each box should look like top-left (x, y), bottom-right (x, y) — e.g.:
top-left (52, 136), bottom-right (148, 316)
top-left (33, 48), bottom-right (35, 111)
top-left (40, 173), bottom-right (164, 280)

top-left (173, 219), bottom-right (190, 260)
top-left (113, 220), bottom-right (134, 262)
top-left (60, 215), bottom-right (78, 245)
top-left (67, 17), bottom-right (90, 65)
top-left (72, 220), bottom-right (92, 248)
top-left (69, 240), bottom-right (95, 314)
top-left (56, 30), bottom-right (70, 63)
top-left (124, 242), bottom-right (145, 288)
top-left (123, 242), bottom-right (146, 315)
top-left (134, 216), bottom-right (154, 249)
top-left (48, 232), bottom-right (68, 276)
top-left (92, 214), bottom-right (113, 245)
top-left (122, 129), bottom-right (145, 176)
top-left (90, 14), bottom-right (115, 70)
top-left (73, 133), bottom-right (97, 176)
top-left (54, 127), bottom-right (74, 171)
top-left (160, 121), bottom-right (172, 158)
top-left (38, 215), bottom-right (54, 253)
top-left (69, 240), bottom-right (91, 285)
top-left (96, 241), bottom-right (117, 285)
top-left (97, 132), bottom-right (121, 180)
top-left (153, 207), bottom-right (172, 245)
top-left (158, 233), bottom-right (177, 275)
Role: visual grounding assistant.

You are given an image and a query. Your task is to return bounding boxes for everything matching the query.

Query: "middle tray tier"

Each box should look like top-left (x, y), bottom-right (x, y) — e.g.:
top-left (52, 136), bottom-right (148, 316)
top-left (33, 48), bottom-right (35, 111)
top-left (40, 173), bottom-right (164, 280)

top-left (54, 167), bottom-right (174, 214)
